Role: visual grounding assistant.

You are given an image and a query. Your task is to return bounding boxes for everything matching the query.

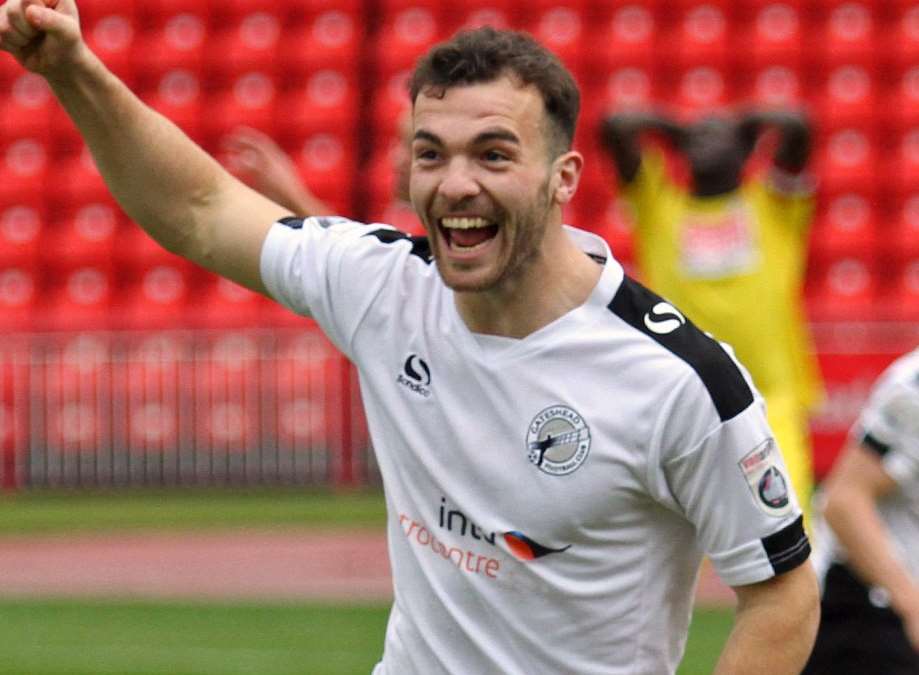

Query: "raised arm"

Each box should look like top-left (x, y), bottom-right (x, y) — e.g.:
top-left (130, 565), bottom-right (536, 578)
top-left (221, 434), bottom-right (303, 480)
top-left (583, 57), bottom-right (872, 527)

top-left (737, 109), bottom-right (812, 174)
top-left (0, 0), bottom-right (291, 294)
top-left (715, 562), bottom-right (820, 674)
top-left (599, 110), bottom-right (684, 183)
top-left (821, 440), bottom-right (919, 651)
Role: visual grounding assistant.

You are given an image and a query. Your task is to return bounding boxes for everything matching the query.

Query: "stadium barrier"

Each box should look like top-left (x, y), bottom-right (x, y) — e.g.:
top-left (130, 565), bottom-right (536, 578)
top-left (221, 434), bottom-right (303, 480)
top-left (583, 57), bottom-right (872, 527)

top-left (3, 321), bottom-right (919, 490)
top-left (0, 329), bottom-right (374, 490)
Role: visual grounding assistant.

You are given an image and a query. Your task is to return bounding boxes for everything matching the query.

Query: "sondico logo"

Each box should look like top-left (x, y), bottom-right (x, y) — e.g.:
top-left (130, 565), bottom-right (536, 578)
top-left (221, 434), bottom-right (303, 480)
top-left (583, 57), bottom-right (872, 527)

top-left (643, 302), bottom-right (686, 335)
top-left (397, 354), bottom-right (432, 397)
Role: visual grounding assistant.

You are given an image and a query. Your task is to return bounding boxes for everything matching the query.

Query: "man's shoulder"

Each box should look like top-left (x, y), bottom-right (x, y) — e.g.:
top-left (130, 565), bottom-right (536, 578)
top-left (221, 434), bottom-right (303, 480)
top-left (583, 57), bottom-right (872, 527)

top-left (606, 275), bottom-right (755, 423)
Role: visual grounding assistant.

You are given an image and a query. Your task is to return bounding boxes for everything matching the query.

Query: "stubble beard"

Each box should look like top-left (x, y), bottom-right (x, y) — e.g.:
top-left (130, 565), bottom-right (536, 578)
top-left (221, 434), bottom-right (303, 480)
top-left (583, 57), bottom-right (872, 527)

top-left (431, 178), bottom-right (554, 294)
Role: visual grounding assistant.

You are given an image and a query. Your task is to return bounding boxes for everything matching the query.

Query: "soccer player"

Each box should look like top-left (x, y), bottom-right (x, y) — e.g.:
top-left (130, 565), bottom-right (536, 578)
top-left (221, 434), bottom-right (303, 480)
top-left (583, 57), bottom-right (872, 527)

top-left (600, 108), bottom-right (822, 528)
top-left (803, 348), bottom-right (919, 674)
top-left (0, 2), bottom-right (819, 672)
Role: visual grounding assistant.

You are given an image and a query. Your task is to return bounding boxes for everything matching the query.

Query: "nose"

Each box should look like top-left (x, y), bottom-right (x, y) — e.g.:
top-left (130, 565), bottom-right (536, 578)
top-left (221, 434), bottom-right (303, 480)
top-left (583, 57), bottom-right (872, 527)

top-left (437, 158), bottom-right (481, 204)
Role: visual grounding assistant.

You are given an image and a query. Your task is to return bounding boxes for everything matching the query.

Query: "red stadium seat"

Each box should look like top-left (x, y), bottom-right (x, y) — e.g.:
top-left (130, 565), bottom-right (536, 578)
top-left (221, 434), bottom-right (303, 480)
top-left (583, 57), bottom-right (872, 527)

top-left (290, 133), bottom-right (357, 213)
top-left (815, 2), bottom-right (876, 70)
top-left (189, 275), bottom-right (264, 329)
top-left (268, 329), bottom-right (346, 452)
top-left (598, 67), bottom-right (656, 113)
top-left (590, 4), bottom-right (657, 71)
top-left (132, 13), bottom-right (208, 85)
top-left (887, 67), bottom-right (919, 136)
top-left (0, 267), bottom-right (38, 332)
top-left (882, 258), bottom-right (919, 321)
top-left (590, 197), bottom-right (635, 265)
top-left (204, 12), bottom-right (284, 84)
top-left (144, 70), bottom-right (205, 140)
top-left (43, 202), bottom-right (121, 270)
top-left (886, 6), bottom-right (919, 74)
top-left (669, 66), bottom-right (729, 117)
top-left (84, 13), bottom-right (138, 84)
top-left (278, 9), bottom-right (364, 78)
top-left (207, 0), bottom-right (283, 26)
top-left (0, 73), bottom-right (55, 142)
top-left (275, 70), bottom-right (359, 140)
top-left (76, 0), bottom-right (138, 24)
top-left (523, 2), bottom-right (588, 74)
top-left (48, 148), bottom-right (111, 211)
top-left (370, 69), bottom-right (413, 142)
top-left (742, 66), bottom-right (802, 107)
top-left (0, 203), bottom-right (43, 268)
top-left (120, 333), bottom-right (189, 452)
top-left (117, 263), bottom-right (193, 330)
top-left (883, 130), bottom-right (919, 199)
top-left (39, 265), bottom-right (114, 332)
top-left (0, 52), bottom-right (22, 88)
top-left (813, 65), bottom-right (876, 132)
top-left (806, 256), bottom-right (877, 321)
top-left (447, 0), bottom-right (515, 33)
top-left (0, 138), bottom-right (49, 208)
top-left (369, 6), bottom-right (444, 78)
top-left (202, 72), bottom-right (279, 146)
top-left (364, 141), bottom-right (402, 208)
top-left (114, 223), bottom-right (187, 272)
top-left (666, 4), bottom-right (729, 70)
top-left (809, 193), bottom-right (878, 262)
top-left (813, 129), bottom-right (878, 196)
top-left (740, 3), bottom-right (803, 71)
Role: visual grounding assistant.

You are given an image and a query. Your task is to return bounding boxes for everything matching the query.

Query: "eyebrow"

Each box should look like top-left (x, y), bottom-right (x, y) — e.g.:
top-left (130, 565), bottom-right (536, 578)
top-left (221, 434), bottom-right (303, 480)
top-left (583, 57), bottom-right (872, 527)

top-left (412, 128), bottom-right (522, 147)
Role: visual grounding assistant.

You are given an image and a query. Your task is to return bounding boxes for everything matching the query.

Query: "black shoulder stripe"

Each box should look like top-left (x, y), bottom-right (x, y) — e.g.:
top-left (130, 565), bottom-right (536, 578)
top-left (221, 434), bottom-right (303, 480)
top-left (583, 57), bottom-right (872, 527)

top-left (278, 216), bottom-right (304, 229)
top-left (861, 432), bottom-right (891, 457)
top-left (363, 228), bottom-right (433, 264)
top-left (761, 515), bottom-right (810, 575)
top-left (608, 275), bottom-right (754, 422)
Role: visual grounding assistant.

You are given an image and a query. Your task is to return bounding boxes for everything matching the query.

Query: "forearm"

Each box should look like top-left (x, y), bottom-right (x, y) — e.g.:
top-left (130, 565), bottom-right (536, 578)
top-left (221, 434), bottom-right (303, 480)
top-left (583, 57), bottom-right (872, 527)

top-left (601, 111), bottom-right (682, 183)
top-left (825, 490), bottom-right (919, 620)
top-left (740, 110), bottom-right (811, 172)
top-left (714, 567), bottom-right (819, 674)
top-left (46, 46), bottom-right (250, 261)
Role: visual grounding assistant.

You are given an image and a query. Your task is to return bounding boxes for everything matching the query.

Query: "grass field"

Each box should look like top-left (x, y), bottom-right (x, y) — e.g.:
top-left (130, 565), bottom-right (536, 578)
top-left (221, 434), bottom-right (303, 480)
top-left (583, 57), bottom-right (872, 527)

top-left (0, 488), bottom-right (732, 674)
top-left (0, 599), bottom-right (732, 675)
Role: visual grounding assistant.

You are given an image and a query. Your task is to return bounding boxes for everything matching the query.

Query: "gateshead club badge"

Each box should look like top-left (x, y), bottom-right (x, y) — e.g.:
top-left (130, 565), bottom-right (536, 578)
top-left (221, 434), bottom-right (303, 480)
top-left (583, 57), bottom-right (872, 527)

top-left (738, 440), bottom-right (794, 517)
top-left (526, 405), bottom-right (591, 476)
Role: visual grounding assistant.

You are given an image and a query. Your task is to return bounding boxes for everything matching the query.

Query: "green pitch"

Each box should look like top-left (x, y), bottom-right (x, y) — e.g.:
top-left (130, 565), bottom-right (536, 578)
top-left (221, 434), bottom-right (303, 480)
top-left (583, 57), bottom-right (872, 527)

top-left (0, 599), bottom-right (731, 675)
top-left (0, 488), bottom-right (732, 673)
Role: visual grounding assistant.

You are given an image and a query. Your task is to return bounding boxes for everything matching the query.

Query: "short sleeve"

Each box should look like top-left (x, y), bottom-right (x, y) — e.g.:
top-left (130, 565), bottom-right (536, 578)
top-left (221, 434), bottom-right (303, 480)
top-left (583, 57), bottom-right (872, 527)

top-left (655, 372), bottom-right (809, 587)
top-left (856, 375), bottom-right (919, 492)
top-left (259, 216), bottom-right (425, 358)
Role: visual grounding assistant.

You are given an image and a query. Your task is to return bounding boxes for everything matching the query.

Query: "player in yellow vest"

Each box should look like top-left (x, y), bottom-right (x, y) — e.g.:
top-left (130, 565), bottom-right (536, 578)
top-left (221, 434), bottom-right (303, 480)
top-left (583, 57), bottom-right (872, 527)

top-left (600, 109), bottom-right (823, 526)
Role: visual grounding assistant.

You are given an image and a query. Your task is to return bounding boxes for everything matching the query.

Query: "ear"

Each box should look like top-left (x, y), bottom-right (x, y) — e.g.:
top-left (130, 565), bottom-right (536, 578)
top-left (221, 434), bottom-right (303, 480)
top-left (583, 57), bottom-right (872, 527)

top-left (551, 150), bottom-right (583, 206)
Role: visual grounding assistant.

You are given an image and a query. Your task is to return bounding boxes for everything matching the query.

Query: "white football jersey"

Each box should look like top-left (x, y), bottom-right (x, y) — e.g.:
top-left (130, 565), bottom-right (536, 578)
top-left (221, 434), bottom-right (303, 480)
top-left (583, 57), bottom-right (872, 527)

top-left (813, 348), bottom-right (919, 586)
top-left (260, 217), bottom-right (810, 675)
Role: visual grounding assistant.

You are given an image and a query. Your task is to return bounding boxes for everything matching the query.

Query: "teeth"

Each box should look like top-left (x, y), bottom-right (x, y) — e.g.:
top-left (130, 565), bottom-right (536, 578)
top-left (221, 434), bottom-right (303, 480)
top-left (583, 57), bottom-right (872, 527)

top-left (441, 217), bottom-right (490, 229)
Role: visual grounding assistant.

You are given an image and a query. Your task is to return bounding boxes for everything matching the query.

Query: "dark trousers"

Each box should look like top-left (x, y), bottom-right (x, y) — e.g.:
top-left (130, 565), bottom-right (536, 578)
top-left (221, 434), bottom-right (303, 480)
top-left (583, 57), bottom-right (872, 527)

top-left (802, 563), bottom-right (919, 675)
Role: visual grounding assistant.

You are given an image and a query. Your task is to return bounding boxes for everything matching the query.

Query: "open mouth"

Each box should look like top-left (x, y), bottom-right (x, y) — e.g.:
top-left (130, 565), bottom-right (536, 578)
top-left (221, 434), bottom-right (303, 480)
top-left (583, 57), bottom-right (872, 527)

top-left (439, 216), bottom-right (499, 253)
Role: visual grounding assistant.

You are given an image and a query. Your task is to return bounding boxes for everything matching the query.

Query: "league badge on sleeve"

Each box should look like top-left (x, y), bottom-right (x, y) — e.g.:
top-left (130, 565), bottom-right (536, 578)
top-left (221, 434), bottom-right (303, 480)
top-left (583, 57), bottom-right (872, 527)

top-left (738, 440), bottom-right (794, 517)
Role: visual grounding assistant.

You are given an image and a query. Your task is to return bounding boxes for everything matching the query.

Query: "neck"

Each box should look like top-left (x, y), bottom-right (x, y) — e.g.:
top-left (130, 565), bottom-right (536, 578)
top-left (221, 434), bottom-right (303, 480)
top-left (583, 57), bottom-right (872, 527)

top-left (454, 226), bottom-right (602, 339)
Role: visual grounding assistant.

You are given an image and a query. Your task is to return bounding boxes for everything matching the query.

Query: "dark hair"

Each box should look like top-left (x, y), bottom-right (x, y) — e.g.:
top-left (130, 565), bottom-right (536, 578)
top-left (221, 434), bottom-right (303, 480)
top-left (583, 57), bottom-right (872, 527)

top-left (408, 27), bottom-right (581, 156)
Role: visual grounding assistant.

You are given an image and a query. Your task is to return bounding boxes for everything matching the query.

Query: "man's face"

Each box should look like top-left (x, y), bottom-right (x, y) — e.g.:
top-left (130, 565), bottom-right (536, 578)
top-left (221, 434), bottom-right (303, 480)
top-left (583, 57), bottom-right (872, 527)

top-left (683, 116), bottom-right (745, 195)
top-left (409, 76), bottom-right (559, 293)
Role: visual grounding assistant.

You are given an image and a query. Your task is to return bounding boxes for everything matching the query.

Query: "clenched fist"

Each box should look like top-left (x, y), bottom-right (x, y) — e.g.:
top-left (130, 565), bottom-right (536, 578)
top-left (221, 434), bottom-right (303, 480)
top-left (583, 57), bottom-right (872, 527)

top-left (0, 0), bottom-right (82, 76)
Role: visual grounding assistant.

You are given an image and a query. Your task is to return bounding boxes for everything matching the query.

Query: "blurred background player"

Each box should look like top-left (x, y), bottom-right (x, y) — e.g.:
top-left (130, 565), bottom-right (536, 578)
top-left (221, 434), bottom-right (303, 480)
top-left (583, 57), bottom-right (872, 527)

top-left (223, 126), bottom-right (334, 216)
top-left (803, 347), bottom-right (919, 674)
top-left (223, 113), bottom-right (413, 222)
top-left (600, 108), bottom-right (822, 525)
